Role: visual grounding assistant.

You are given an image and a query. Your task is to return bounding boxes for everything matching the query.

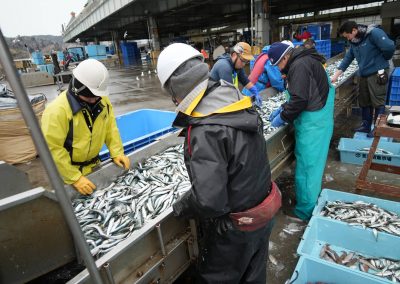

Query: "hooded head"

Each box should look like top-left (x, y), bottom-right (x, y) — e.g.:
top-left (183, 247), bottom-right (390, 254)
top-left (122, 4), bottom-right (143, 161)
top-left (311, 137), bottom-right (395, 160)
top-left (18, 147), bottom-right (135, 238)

top-left (157, 43), bottom-right (209, 109)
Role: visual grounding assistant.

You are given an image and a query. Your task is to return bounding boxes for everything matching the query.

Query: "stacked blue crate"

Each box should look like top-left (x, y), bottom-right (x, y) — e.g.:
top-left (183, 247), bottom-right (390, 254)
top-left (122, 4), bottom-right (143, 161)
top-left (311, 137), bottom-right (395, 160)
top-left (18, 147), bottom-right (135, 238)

top-left (389, 67), bottom-right (400, 106)
top-left (315, 40), bottom-right (331, 59)
top-left (68, 47), bottom-right (85, 61)
top-left (57, 51), bottom-right (64, 62)
top-left (85, 45), bottom-right (107, 60)
top-left (46, 64), bottom-right (54, 75)
top-left (38, 65), bottom-right (47, 72)
top-left (307, 25), bottom-right (321, 40)
top-left (320, 24), bottom-right (331, 40)
top-left (31, 51), bottom-right (44, 65)
top-left (287, 188), bottom-right (400, 283)
top-left (331, 41), bottom-right (345, 57)
top-left (120, 42), bottom-right (140, 66)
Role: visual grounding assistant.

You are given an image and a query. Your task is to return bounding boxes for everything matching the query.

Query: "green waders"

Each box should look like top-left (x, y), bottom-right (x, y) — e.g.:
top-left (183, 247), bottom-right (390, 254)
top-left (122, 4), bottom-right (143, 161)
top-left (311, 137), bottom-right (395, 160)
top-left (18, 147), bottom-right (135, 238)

top-left (293, 76), bottom-right (335, 220)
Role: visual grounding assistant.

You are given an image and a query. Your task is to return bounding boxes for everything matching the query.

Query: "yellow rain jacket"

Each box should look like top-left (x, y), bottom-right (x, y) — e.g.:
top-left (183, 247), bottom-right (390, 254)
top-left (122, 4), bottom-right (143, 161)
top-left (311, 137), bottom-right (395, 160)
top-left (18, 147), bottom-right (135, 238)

top-left (41, 90), bottom-right (124, 184)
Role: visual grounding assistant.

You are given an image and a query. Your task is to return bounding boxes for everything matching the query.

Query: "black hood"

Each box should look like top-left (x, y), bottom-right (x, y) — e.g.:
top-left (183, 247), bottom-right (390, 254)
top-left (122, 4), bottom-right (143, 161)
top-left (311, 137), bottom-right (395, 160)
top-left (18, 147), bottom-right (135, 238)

top-left (282, 46), bottom-right (326, 74)
top-left (173, 108), bottom-right (262, 134)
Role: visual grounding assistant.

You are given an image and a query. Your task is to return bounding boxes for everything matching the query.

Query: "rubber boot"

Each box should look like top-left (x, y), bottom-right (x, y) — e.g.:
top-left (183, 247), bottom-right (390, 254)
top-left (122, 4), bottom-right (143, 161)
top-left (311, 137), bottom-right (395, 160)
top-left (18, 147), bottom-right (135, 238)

top-left (353, 107), bottom-right (373, 133)
top-left (367, 106), bottom-right (385, 138)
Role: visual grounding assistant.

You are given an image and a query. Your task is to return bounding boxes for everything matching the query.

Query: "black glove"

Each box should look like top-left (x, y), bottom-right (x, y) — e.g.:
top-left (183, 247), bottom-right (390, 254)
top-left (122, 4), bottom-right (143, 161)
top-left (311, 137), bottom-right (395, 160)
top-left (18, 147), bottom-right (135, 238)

top-left (214, 216), bottom-right (235, 235)
top-left (172, 191), bottom-right (193, 218)
top-left (377, 70), bottom-right (388, 85)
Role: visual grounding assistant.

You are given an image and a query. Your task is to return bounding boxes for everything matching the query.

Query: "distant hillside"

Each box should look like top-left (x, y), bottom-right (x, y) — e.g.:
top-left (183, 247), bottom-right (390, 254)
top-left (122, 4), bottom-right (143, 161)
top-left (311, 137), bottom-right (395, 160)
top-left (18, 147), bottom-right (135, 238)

top-left (6, 35), bottom-right (65, 59)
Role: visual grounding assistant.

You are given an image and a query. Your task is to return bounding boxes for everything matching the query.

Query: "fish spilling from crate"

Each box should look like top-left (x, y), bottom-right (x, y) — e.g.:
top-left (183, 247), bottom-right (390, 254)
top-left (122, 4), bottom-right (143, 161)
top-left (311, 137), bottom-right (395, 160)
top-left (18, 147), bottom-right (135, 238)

top-left (320, 244), bottom-right (400, 282)
top-left (320, 201), bottom-right (400, 237)
top-left (72, 145), bottom-right (191, 257)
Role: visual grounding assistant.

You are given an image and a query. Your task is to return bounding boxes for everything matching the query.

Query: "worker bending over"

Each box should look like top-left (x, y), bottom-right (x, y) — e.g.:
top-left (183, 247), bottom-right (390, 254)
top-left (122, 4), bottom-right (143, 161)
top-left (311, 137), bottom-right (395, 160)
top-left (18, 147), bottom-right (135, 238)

top-left (268, 41), bottom-right (334, 221)
top-left (41, 59), bottom-right (130, 195)
top-left (210, 42), bottom-right (262, 106)
top-left (157, 43), bottom-right (281, 283)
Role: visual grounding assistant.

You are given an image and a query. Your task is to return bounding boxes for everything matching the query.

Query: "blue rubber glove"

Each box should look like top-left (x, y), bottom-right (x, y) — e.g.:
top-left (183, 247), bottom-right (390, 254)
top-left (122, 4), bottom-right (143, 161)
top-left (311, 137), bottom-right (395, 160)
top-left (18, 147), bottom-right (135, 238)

top-left (248, 86), bottom-right (262, 107)
top-left (271, 113), bottom-right (287, 128)
top-left (269, 106), bottom-right (282, 121)
top-left (253, 93), bottom-right (262, 107)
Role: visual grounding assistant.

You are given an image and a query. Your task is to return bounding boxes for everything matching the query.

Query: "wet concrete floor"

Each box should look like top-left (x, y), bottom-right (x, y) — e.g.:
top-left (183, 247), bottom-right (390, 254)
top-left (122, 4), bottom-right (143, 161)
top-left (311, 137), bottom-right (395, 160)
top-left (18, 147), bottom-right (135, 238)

top-left (14, 62), bottom-right (400, 283)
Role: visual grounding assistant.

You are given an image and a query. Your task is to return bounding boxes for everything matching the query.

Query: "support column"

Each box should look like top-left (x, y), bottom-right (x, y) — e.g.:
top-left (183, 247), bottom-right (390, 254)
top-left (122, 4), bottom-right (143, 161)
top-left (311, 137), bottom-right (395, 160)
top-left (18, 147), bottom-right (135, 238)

top-left (147, 16), bottom-right (160, 56)
top-left (331, 20), bottom-right (341, 39)
top-left (111, 31), bottom-right (121, 64)
top-left (254, 0), bottom-right (272, 46)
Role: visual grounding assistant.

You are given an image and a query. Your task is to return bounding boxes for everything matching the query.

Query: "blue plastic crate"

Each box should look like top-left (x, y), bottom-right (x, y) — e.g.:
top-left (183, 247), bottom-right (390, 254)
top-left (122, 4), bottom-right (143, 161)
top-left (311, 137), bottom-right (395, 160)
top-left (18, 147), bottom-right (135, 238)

top-left (122, 56), bottom-right (137, 66)
top-left (307, 25), bottom-right (321, 40)
top-left (68, 47), bottom-right (85, 61)
top-left (57, 51), bottom-right (64, 61)
top-left (312, 188), bottom-right (400, 217)
top-left (297, 217), bottom-right (399, 283)
top-left (353, 131), bottom-right (393, 142)
top-left (99, 109), bottom-right (178, 161)
top-left (338, 137), bottom-right (400, 166)
top-left (289, 256), bottom-right (385, 284)
top-left (46, 64), bottom-right (54, 75)
top-left (38, 65), bottom-right (47, 72)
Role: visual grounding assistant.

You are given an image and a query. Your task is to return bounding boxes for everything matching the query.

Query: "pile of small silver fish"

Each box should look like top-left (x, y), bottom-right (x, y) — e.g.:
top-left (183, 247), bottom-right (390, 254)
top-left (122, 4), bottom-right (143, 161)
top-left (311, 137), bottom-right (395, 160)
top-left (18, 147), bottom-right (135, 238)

top-left (72, 145), bottom-right (191, 258)
top-left (358, 147), bottom-right (393, 155)
top-left (257, 93), bottom-right (287, 139)
top-left (321, 201), bottom-right (400, 237)
top-left (320, 244), bottom-right (400, 282)
top-left (325, 59), bottom-right (359, 87)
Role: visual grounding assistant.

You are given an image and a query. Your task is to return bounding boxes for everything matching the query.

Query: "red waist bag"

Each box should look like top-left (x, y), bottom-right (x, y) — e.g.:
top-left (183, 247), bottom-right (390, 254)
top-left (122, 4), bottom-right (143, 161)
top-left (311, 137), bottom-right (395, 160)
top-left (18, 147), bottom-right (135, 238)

top-left (229, 182), bottom-right (281, 232)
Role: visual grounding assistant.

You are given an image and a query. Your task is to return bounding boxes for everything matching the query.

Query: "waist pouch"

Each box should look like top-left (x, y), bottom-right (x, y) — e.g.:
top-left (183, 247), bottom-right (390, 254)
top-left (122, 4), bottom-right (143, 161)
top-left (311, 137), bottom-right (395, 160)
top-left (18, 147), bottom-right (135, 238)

top-left (229, 182), bottom-right (281, 232)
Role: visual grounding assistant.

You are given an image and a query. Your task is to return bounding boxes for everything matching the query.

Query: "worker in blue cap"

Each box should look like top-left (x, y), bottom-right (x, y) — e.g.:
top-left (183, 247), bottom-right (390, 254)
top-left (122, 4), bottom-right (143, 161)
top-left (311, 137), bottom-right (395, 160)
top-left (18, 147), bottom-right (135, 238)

top-left (268, 41), bottom-right (335, 221)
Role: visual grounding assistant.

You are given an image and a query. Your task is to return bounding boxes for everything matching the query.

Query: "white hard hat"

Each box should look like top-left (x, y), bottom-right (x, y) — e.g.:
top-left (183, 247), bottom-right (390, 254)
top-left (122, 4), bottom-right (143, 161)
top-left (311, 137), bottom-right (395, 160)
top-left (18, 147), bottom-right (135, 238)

top-left (72, 59), bottom-right (109, 96)
top-left (157, 43), bottom-right (203, 87)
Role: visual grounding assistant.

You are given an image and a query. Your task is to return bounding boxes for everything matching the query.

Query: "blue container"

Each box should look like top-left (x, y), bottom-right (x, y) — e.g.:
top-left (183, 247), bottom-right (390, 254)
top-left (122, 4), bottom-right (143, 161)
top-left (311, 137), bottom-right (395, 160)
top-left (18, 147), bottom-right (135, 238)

top-left (389, 68), bottom-right (400, 106)
top-left (68, 47), bottom-right (85, 61)
top-left (46, 64), bottom-right (54, 75)
top-left (38, 65), bottom-right (47, 72)
top-left (122, 56), bottom-right (137, 66)
top-left (307, 25), bottom-right (321, 40)
top-left (320, 24), bottom-right (331, 40)
top-left (313, 188), bottom-right (400, 217)
top-left (297, 217), bottom-right (399, 283)
top-left (338, 137), bottom-right (400, 166)
top-left (31, 51), bottom-right (43, 59)
top-left (120, 42), bottom-right (138, 58)
top-left (353, 131), bottom-right (393, 142)
top-left (57, 51), bottom-right (64, 61)
top-left (85, 45), bottom-right (107, 57)
top-left (289, 256), bottom-right (384, 284)
top-left (99, 109), bottom-right (178, 161)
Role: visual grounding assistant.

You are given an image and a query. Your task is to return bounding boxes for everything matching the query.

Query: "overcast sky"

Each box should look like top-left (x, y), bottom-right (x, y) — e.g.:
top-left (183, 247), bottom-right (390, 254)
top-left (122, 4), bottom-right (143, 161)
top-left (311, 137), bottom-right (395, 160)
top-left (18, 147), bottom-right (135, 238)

top-left (0, 0), bottom-right (87, 37)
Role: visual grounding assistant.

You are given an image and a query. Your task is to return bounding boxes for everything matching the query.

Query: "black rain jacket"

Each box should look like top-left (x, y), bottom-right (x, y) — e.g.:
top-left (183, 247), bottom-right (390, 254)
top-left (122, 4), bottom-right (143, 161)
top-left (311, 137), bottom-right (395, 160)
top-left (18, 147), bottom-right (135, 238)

top-left (281, 46), bottom-right (329, 123)
top-left (173, 107), bottom-right (272, 220)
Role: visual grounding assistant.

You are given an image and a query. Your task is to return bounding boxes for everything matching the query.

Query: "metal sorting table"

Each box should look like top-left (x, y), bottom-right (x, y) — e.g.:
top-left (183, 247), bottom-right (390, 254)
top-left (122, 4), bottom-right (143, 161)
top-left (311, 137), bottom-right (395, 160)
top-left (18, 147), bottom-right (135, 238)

top-left (0, 56), bottom-right (360, 283)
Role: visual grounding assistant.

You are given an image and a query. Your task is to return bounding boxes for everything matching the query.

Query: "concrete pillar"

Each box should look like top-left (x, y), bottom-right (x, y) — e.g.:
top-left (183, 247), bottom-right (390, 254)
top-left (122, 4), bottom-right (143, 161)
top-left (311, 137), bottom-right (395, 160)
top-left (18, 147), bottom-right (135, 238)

top-left (111, 31), bottom-right (121, 64)
top-left (93, 37), bottom-right (99, 44)
top-left (381, 18), bottom-right (393, 36)
top-left (331, 20), bottom-right (341, 39)
top-left (254, 0), bottom-right (272, 46)
top-left (148, 16), bottom-right (160, 51)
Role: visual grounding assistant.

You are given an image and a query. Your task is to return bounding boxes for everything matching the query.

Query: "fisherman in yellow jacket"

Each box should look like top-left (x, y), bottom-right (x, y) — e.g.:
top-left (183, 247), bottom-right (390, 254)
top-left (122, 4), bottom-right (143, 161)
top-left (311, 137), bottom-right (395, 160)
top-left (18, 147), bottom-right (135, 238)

top-left (41, 59), bottom-right (130, 195)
